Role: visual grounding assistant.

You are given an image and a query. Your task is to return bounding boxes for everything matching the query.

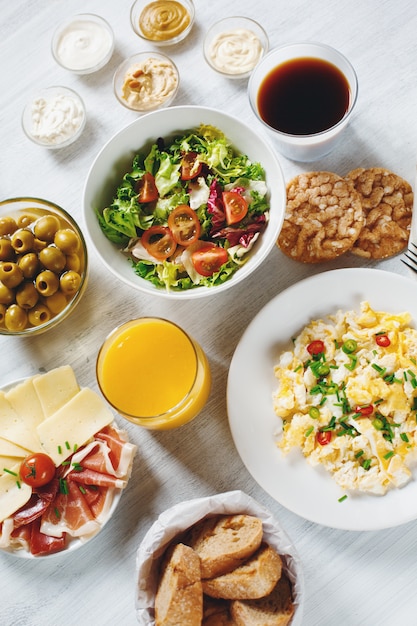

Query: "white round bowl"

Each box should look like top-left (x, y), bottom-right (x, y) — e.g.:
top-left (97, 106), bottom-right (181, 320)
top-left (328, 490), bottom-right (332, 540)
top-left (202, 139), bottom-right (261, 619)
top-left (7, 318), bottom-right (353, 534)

top-left (82, 105), bottom-right (286, 300)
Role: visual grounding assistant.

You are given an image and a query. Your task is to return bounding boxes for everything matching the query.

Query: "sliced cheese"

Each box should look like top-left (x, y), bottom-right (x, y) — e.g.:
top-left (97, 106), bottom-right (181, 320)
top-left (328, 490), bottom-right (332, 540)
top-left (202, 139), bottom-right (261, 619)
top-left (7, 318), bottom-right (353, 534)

top-left (5, 376), bottom-right (45, 431)
top-left (0, 437), bottom-right (30, 459)
top-left (0, 456), bottom-right (24, 476)
top-left (33, 365), bottom-right (79, 418)
top-left (0, 392), bottom-right (43, 453)
top-left (0, 464), bottom-right (32, 523)
top-left (36, 387), bottom-right (114, 465)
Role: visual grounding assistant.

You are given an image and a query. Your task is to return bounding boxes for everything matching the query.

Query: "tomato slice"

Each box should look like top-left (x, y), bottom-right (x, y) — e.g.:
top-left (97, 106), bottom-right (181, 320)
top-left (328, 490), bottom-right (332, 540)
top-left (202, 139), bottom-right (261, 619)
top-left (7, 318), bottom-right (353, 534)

top-left (141, 225), bottom-right (177, 260)
top-left (167, 205), bottom-right (201, 246)
top-left (135, 172), bottom-right (158, 203)
top-left (191, 245), bottom-right (228, 277)
top-left (307, 340), bottom-right (325, 355)
top-left (180, 152), bottom-right (202, 180)
top-left (222, 191), bottom-right (249, 225)
top-left (19, 453), bottom-right (56, 487)
top-left (316, 431), bottom-right (332, 446)
top-left (354, 404), bottom-right (374, 416)
top-left (375, 334), bottom-right (390, 347)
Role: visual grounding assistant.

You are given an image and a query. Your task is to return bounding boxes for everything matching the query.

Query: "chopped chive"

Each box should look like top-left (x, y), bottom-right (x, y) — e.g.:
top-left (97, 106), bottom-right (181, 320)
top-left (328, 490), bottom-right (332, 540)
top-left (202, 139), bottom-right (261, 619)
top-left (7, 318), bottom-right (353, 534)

top-left (411, 379), bottom-right (417, 389)
top-left (78, 485), bottom-right (86, 494)
top-left (72, 462), bottom-right (83, 472)
top-left (3, 468), bottom-right (18, 476)
top-left (363, 459), bottom-right (372, 470)
top-left (411, 357), bottom-right (417, 365)
top-left (73, 444), bottom-right (78, 453)
top-left (351, 412), bottom-right (363, 420)
top-left (58, 445), bottom-right (62, 455)
top-left (338, 494), bottom-right (348, 502)
top-left (372, 363), bottom-right (386, 375)
top-left (294, 365), bottom-right (302, 372)
top-left (54, 507), bottom-right (61, 519)
top-left (400, 433), bottom-right (409, 443)
top-left (59, 477), bottom-right (69, 495)
top-left (16, 481), bottom-right (21, 489)
top-left (384, 451), bottom-right (394, 460)
top-left (374, 398), bottom-right (384, 405)
top-left (65, 441), bottom-right (70, 450)
top-left (61, 461), bottom-right (70, 466)
top-left (355, 450), bottom-right (364, 458)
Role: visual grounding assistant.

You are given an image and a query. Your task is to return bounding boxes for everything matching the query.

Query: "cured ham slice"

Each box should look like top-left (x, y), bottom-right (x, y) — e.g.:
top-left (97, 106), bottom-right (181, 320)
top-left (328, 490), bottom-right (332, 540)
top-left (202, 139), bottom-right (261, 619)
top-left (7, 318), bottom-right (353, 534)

top-left (95, 425), bottom-right (136, 477)
top-left (30, 517), bottom-right (66, 556)
top-left (41, 480), bottom-right (100, 538)
top-left (68, 468), bottom-right (127, 489)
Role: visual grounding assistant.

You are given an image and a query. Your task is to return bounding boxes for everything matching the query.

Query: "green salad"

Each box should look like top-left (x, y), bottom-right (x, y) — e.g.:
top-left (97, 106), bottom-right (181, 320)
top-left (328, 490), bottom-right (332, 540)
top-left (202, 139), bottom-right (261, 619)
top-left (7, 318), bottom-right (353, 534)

top-left (96, 124), bottom-right (270, 291)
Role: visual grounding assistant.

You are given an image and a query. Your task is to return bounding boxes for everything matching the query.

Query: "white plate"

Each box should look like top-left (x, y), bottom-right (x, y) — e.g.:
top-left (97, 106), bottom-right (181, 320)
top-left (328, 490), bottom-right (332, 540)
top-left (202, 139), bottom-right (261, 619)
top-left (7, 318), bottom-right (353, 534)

top-left (227, 268), bottom-right (417, 531)
top-left (0, 378), bottom-right (124, 559)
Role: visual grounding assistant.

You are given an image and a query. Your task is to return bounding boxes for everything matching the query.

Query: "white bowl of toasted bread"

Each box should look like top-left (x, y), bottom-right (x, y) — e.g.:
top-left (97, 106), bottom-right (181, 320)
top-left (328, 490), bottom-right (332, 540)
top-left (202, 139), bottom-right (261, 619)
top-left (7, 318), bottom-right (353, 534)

top-left (135, 490), bottom-right (304, 625)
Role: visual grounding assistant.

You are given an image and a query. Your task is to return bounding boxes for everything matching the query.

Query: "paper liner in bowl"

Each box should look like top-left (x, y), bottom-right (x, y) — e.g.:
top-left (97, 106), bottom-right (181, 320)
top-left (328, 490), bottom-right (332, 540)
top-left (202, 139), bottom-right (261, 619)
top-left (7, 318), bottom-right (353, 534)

top-left (135, 489), bottom-right (304, 625)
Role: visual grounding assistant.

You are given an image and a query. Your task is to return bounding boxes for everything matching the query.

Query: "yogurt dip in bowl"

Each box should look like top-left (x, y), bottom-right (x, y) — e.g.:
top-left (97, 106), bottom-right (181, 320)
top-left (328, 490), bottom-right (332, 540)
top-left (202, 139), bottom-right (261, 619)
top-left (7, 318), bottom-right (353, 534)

top-left (51, 14), bottom-right (114, 74)
top-left (204, 17), bottom-right (269, 79)
top-left (22, 86), bottom-right (86, 149)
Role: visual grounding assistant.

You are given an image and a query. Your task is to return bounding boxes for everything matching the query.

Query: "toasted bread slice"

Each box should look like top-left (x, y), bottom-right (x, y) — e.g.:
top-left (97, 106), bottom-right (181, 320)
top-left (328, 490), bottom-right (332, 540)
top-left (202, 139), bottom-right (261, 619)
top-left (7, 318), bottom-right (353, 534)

top-left (187, 514), bottom-right (263, 579)
top-left (230, 573), bottom-right (294, 626)
top-left (155, 543), bottom-right (203, 626)
top-left (203, 543), bottom-right (283, 600)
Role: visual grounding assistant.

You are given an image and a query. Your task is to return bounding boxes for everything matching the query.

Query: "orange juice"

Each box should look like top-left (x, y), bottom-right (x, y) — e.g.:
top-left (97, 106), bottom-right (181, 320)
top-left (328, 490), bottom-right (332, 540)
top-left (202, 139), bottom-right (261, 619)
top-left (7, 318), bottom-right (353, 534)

top-left (96, 318), bottom-right (211, 429)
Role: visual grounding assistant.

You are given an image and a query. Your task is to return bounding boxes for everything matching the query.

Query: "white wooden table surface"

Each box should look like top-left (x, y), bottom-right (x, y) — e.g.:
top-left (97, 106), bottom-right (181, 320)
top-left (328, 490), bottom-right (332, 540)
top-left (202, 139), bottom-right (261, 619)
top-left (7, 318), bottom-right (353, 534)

top-left (1, 1), bottom-right (417, 624)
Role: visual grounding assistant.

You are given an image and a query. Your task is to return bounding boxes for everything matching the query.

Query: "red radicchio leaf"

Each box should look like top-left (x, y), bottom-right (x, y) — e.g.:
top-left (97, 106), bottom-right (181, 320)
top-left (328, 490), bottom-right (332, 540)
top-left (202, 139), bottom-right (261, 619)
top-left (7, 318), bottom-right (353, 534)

top-left (207, 179), bottom-right (225, 232)
top-left (212, 215), bottom-right (266, 248)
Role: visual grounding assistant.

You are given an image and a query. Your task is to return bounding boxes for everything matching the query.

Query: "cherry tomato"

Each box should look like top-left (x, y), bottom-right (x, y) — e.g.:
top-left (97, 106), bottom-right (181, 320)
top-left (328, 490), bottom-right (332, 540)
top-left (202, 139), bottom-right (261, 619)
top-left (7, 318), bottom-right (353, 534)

top-left (223, 191), bottom-right (249, 225)
top-left (307, 340), bottom-right (325, 355)
top-left (141, 225), bottom-right (177, 260)
top-left (180, 152), bottom-right (203, 180)
top-left (191, 245), bottom-right (228, 277)
top-left (316, 431), bottom-right (332, 446)
top-left (375, 334), bottom-right (390, 347)
top-left (135, 172), bottom-right (158, 203)
top-left (354, 404), bottom-right (374, 416)
top-left (167, 205), bottom-right (201, 246)
top-left (19, 453), bottom-right (56, 487)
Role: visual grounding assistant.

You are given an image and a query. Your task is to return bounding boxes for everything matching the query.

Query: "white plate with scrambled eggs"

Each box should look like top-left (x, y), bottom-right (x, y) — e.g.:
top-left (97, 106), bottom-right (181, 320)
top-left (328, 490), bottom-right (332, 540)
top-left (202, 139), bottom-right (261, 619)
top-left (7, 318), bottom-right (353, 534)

top-left (227, 268), bottom-right (417, 530)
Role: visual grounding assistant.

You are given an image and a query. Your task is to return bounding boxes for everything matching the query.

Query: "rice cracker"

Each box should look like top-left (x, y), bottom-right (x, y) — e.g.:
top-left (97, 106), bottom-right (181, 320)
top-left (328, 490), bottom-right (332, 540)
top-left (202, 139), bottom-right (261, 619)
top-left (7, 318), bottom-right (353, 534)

top-left (277, 171), bottom-right (364, 263)
top-left (346, 167), bottom-right (413, 259)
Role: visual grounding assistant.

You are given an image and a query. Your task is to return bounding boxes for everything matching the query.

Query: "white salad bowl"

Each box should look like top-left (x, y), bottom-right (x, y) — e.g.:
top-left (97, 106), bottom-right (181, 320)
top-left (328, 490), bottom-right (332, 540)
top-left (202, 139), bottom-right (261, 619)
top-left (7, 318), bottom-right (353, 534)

top-left (82, 105), bottom-right (286, 300)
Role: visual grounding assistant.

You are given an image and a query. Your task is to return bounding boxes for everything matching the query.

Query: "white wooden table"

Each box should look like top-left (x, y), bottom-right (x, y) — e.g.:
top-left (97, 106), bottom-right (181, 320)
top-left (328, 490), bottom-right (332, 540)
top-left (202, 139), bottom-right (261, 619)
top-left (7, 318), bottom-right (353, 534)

top-left (1, 1), bottom-right (417, 624)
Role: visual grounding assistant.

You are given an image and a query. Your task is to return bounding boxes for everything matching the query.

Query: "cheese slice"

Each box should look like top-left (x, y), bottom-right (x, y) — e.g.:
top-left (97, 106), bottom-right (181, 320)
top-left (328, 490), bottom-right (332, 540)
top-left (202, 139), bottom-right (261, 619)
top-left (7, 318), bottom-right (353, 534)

top-left (0, 392), bottom-right (43, 453)
top-left (36, 387), bottom-right (114, 465)
top-left (0, 437), bottom-right (30, 459)
top-left (0, 457), bottom-right (23, 476)
top-left (5, 377), bottom-right (45, 431)
top-left (0, 464), bottom-right (32, 523)
top-left (33, 365), bottom-right (79, 418)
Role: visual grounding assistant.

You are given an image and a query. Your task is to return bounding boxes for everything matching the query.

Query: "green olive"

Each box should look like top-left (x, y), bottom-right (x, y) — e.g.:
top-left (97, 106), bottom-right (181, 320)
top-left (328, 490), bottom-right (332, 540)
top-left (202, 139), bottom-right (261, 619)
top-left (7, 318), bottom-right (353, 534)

top-left (43, 290), bottom-right (68, 315)
top-left (0, 238), bottom-right (15, 261)
top-left (65, 253), bottom-right (81, 273)
top-left (18, 252), bottom-right (39, 279)
top-left (35, 270), bottom-right (59, 297)
top-left (11, 229), bottom-right (35, 254)
top-left (16, 214), bottom-right (35, 229)
top-left (33, 237), bottom-right (47, 252)
top-left (54, 229), bottom-right (80, 255)
top-left (0, 303), bottom-right (6, 327)
top-left (0, 217), bottom-right (18, 236)
top-left (16, 281), bottom-right (39, 309)
top-left (39, 245), bottom-right (66, 273)
top-left (0, 262), bottom-right (23, 288)
top-left (4, 304), bottom-right (28, 332)
top-left (33, 215), bottom-right (60, 242)
top-left (59, 270), bottom-right (81, 296)
top-left (0, 281), bottom-right (15, 305)
top-left (28, 304), bottom-right (51, 327)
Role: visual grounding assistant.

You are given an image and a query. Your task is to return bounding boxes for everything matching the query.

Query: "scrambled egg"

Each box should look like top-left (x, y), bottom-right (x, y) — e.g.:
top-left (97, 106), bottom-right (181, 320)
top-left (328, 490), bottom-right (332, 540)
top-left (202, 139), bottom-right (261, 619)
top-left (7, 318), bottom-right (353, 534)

top-left (273, 301), bottom-right (417, 495)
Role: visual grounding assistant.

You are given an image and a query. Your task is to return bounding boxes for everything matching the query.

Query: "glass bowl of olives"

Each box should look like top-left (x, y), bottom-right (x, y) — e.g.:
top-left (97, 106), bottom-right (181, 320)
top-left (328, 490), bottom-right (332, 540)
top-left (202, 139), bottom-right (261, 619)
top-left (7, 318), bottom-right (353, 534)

top-left (0, 197), bottom-right (88, 335)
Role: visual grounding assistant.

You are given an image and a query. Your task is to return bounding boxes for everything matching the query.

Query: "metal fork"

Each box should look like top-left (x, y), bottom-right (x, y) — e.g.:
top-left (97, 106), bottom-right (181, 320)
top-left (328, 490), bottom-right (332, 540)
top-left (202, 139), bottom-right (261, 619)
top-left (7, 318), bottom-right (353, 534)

top-left (401, 241), bottom-right (417, 272)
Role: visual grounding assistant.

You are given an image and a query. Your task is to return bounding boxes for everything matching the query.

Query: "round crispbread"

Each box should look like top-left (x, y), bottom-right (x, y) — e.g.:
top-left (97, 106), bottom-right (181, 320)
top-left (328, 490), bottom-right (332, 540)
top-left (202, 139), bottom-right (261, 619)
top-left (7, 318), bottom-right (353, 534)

top-left (277, 171), bottom-right (364, 263)
top-left (346, 167), bottom-right (413, 259)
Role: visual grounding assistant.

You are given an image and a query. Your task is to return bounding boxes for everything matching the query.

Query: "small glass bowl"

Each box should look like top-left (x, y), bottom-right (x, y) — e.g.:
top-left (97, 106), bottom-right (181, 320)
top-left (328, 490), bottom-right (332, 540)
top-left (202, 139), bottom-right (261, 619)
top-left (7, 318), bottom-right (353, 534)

top-left (204, 16), bottom-right (269, 80)
top-left (113, 52), bottom-right (180, 113)
top-left (0, 197), bottom-right (88, 336)
top-left (51, 13), bottom-right (114, 74)
top-left (130, 0), bottom-right (195, 46)
top-left (22, 86), bottom-right (86, 149)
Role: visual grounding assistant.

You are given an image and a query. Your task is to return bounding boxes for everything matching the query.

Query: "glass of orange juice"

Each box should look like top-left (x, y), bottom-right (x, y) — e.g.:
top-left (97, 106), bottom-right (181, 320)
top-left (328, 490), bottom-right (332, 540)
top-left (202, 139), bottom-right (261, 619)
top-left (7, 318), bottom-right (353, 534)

top-left (96, 317), bottom-right (211, 429)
